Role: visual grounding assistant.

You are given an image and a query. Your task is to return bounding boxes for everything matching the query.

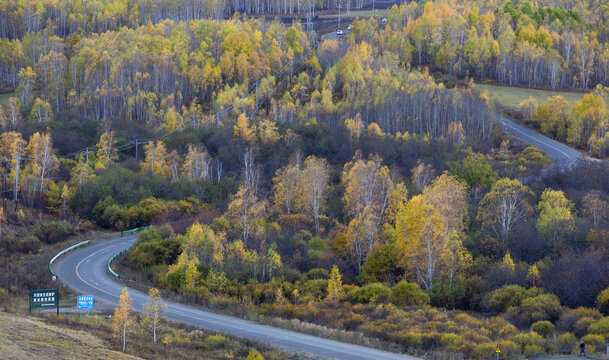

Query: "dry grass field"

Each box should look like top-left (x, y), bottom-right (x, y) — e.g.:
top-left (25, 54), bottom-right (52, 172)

top-left (473, 83), bottom-right (585, 109)
top-left (0, 312), bottom-right (140, 360)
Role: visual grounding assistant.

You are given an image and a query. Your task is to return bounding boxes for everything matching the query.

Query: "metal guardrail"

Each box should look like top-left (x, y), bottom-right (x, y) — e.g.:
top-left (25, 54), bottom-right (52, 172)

top-left (120, 226), bottom-right (149, 237)
top-left (48, 240), bottom-right (91, 278)
top-left (110, 226), bottom-right (148, 279)
top-left (108, 249), bottom-right (128, 280)
top-left (487, 343), bottom-right (609, 360)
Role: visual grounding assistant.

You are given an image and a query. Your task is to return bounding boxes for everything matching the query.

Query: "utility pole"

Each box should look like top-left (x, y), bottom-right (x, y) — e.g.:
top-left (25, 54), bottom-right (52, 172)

top-left (337, 2), bottom-right (342, 30)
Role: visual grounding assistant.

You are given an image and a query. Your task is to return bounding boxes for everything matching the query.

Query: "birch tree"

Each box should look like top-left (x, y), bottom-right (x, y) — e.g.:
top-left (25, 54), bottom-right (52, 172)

top-left (583, 190), bottom-right (609, 228)
top-left (395, 195), bottom-right (446, 290)
top-left (423, 172), bottom-right (468, 244)
top-left (7, 97), bottom-right (22, 130)
top-left (143, 287), bottom-right (167, 345)
top-left (227, 148), bottom-right (267, 245)
top-left (29, 98), bottom-right (53, 124)
top-left (142, 141), bottom-right (170, 177)
top-left (0, 131), bottom-right (27, 202)
top-left (272, 150), bottom-right (302, 214)
top-left (477, 178), bottom-right (535, 245)
top-left (343, 154), bottom-right (393, 262)
top-left (26, 132), bottom-right (58, 194)
top-left (411, 161), bottom-right (435, 191)
top-left (182, 144), bottom-right (212, 180)
top-left (113, 288), bottom-right (134, 352)
top-left (299, 155), bottom-right (329, 233)
top-left (96, 130), bottom-right (118, 170)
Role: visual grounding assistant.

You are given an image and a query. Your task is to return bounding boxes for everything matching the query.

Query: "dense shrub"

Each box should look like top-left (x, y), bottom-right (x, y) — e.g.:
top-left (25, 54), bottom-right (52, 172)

top-left (92, 197), bottom-right (202, 230)
top-left (430, 280), bottom-right (467, 309)
top-left (167, 270), bottom-right (186, 291)
top-left (512, 333), bottom-right (543, 352)
top-left (523, 344), bottom-right (544, 357)
top-left (597, 287), bottom-right (609, 315)
top-left (575, 317), bottom-right (596, 336)
top-left (33, 221), bottom-right (75, 244)
top-left (353, 283), bottom-right (391, 304)
top-left (20, 236), bottom-right (42, 254)
top-left (532, 320), bottom-right (556, 337)
top-left (204, 334), bottom-right (230, 349)
top-left (390, 280), bottom-right (430, 307)
top-left (588, 317), bottom-right (609, 338)
top-left (485, 285), bottom-right (533, 313)
top-left (508, 294), bottom-right (562, 325)
top-left (298, 279), bottom-right (329, 300)
top-left (301, 268), bottom-right (329, 281)
top-left (582, 334), bottom-right (605, 347)
top-left (130, 228), bottom-right (182, 268)
top-left (0, 235), bottom-right (41, 254)
top-left (558, 307), bottom-right (603, 335)
top-left (557, 332), bottom-right (577, 351)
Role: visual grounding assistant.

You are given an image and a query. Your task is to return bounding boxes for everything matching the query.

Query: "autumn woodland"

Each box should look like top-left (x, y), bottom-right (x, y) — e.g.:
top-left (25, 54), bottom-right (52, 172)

top-left (3, 0), bottom-right (609, 358)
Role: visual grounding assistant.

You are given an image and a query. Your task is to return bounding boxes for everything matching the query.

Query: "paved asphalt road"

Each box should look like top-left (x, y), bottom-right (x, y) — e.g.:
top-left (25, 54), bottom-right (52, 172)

top-left (54, 235), bottom-right (417, 360)
top-left (501, 115), bottom-right (584, 168)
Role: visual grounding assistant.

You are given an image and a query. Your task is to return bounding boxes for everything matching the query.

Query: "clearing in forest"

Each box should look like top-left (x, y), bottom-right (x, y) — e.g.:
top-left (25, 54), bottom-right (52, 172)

top-left (0, 91), bottom-right (13, 107)
top-left (473, 83), bottom-right (585, 109)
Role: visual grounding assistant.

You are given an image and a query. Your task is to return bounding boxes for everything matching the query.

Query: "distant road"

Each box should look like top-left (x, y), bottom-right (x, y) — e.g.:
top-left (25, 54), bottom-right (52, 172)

top-left (55, 235), bottom-right (418, 360)
top-left (501, 115), bottom-right (584, 168)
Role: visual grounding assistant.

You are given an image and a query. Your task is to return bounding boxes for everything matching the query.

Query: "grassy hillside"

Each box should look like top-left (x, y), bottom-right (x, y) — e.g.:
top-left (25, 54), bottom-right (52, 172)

top-left (473, 83), bottom-right (585, 108)
top-left (0, 312), bottom-right (139, 360)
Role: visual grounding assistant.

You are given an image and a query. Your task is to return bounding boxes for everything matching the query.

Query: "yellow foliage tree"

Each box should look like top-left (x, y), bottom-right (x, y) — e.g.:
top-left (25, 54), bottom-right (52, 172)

top-left (345, 114), bottom-right (365, 142)
top-left (0, 131), bottom-right (27, 201)
top-left (327, 265), bottom-right (343, 301)
top-left (395, 195), bottom-right (445, 289)
top-left (142, 141), bottom-right (170, 177)
top-left (502, 253), bottom-right (515, 272)
top-left (258, 119), bottom-right (280, 143)
top-left (272, 150), bottom-right (302, 214)
top-left (26, 132), bottom-right (58, 194)
top-left (298, 155), bottom-right (329, 233)
top-left (113, 287), bottom-right (134, 352)
top-left (367, 122), bottom-right (384, 136)
top-left (143, 287), bottom-right (167, 345)
top-left (526, 264), bottom-right (541, 287)
top-left (96, 130), bottom-right (118, 170)
top-left (234, 113), bottom-right (256, 142)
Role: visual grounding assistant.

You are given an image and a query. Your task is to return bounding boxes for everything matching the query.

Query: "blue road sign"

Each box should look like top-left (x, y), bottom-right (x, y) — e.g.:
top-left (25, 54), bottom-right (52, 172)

top-left (77, 295), bottom-right (94, 309)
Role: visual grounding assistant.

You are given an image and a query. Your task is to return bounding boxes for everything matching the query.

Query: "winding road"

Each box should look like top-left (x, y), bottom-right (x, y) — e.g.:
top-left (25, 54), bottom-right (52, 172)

top-left (501, 115), bottom-right (584, 168)
top-left (54, 235), bottom-right (417, 360)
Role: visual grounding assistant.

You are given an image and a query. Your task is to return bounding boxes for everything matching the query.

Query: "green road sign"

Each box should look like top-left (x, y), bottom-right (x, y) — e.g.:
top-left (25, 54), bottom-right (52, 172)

top-left (29, 289), bottom-right (59, 316)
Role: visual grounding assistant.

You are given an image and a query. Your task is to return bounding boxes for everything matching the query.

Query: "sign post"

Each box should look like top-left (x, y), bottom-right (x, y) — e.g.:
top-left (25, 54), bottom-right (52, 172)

top-left (77, 295), bottom-right (94, 320)
top-left (496, 348), bottom-right (500, 360)
top-left (29, 289), bottom-right (59, 317)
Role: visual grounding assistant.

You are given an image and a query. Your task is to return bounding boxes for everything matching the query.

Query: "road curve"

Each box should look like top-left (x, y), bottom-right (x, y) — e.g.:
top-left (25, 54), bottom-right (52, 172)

top-left (501, 116), bottom-right (584, 168)
top-left (54, 235), bottom-right (417, 360)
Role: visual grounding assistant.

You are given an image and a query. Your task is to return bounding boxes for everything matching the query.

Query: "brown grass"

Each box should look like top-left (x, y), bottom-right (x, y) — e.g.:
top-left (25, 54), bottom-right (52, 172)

top-left (0, 311), bottom-right (140, 360)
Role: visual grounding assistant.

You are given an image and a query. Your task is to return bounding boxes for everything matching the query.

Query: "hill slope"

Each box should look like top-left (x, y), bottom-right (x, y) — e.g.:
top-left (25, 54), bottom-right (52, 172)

top-left (0, 312), bottom-right (140, 360)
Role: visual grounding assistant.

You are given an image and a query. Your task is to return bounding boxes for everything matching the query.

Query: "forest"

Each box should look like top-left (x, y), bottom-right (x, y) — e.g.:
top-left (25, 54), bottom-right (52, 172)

top-left (2, 0), bottom-right (609, 359)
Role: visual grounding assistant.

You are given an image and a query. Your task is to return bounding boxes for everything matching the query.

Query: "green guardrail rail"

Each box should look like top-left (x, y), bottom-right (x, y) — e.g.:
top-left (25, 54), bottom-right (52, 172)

top-left (111, 227), bottom-right (148, 279)
top-left (49, 240), bottom-right (91, 279)
top-left (120, 226), bottom-right (149, 237)
top-left (108, 249), bottom-right (128, 280)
